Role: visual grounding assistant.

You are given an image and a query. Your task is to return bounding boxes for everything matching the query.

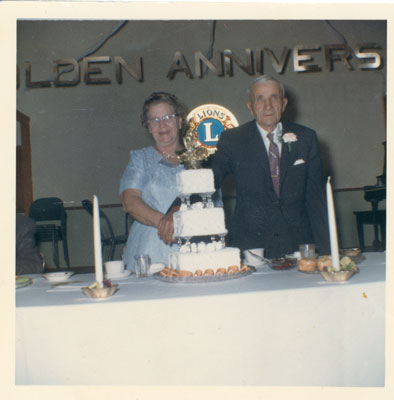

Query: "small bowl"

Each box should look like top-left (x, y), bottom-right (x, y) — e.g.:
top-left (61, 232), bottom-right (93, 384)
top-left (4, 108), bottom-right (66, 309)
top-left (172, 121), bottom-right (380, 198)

top-left (340, 248), bottom-right (361, 257)
top-left (42, 271), bottom-right (74, 283)
top-left (270, 257), bottom-right (297, 270)
top-left (320, 270), bottom-right (356, 282)
top-left (82, 284), bottom-right (119, 299)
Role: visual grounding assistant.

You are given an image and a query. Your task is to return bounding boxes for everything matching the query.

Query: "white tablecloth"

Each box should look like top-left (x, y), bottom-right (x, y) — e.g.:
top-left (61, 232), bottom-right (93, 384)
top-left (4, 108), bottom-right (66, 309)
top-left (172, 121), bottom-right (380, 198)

top-left (16, 252), bottom-right (386, 386)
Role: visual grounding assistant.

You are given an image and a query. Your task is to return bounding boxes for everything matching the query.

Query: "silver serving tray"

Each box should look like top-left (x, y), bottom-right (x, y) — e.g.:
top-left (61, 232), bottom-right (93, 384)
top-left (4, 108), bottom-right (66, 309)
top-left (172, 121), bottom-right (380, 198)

top-left (153, 267), bottom-right (254, 284)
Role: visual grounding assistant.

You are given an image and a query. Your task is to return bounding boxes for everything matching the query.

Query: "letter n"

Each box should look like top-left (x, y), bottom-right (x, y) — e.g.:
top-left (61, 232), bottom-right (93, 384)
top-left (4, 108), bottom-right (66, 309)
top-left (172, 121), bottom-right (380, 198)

top-left (114, 56), bottom-right (143, 82)
top-left (194, 51), bottom-right (224, 78)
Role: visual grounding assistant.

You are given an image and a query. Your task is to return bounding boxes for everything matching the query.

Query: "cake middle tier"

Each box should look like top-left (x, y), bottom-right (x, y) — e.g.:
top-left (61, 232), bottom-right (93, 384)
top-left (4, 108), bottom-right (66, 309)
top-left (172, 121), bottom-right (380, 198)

top-left (173, 207), bottom-right (227, 238)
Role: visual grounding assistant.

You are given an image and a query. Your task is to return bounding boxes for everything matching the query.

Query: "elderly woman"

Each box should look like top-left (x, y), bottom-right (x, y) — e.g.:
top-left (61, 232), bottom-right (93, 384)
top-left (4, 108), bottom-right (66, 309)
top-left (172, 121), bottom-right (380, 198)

top-left (120, 92), bottom-right (186, 271)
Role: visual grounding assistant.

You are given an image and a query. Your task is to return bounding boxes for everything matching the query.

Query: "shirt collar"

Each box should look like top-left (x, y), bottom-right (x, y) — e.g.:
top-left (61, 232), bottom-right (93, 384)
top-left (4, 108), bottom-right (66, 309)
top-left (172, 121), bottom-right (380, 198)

top-left (255, 122), bottom-right (283, 140)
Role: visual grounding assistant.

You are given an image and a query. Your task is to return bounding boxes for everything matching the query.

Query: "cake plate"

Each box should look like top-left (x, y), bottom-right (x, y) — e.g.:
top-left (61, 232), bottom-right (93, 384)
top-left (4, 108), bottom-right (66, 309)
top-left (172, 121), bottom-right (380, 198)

top-left (153, 266), bottom-right (255, 284)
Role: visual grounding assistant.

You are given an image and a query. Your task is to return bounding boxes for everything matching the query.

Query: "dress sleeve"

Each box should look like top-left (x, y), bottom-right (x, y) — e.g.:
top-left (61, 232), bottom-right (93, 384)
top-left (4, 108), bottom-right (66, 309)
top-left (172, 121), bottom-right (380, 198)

top-left (119, 150), bottom-right (148, 194)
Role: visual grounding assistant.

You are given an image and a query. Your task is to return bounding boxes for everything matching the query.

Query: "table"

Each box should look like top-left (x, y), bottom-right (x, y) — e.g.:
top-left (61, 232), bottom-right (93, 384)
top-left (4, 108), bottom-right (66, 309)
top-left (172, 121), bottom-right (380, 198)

top-left (16, 252), bottom-right (386, 386)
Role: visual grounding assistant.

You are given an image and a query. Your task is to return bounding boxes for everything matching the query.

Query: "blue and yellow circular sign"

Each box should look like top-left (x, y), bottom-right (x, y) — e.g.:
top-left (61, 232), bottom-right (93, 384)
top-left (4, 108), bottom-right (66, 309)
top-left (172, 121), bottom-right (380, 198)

top-left (185, 104), bottom-right (239, 156)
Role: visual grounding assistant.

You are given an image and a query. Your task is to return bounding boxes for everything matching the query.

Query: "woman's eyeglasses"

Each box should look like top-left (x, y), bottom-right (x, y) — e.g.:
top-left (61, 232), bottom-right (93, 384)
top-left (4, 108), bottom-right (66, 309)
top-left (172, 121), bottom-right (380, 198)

top-left (147, 114), bottom-right (177, 126)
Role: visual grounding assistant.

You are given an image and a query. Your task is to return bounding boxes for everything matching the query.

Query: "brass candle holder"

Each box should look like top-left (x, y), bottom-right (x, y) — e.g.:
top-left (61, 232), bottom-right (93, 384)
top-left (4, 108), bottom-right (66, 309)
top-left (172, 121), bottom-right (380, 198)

top-left (82, 281), bottom-right (119, 299)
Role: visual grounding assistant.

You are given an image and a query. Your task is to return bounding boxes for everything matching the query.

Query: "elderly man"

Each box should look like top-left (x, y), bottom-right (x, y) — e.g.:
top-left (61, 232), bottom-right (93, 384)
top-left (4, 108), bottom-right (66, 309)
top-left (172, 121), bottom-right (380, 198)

top-left (209, 75), bottom-right (330, 258)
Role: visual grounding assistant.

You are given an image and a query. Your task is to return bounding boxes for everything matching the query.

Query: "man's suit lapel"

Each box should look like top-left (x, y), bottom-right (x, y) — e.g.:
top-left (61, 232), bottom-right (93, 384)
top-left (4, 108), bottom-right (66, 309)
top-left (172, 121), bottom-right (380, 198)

top-left (247, 122), bottom-right (270, 172)
top-left (280, 122), bottom-right (297, 188)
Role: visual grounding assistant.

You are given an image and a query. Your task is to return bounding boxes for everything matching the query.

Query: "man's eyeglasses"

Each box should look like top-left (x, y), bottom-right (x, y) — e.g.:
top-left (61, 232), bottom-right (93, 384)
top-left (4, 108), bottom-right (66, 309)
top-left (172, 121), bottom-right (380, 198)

top-left (147, 114), bottom-right (177, 126)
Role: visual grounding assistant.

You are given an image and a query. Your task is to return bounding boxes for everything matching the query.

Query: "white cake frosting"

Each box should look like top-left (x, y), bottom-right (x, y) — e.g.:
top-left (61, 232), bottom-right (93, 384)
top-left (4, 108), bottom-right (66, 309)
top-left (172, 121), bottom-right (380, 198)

top-left (176, 168), bottom-right (215, 195)
top-left (169, 168), bottom-right (241, 274)
top-left (173, 207), bottom-right (227, 238)
top-left (170, 246), bottom-right (241, 273)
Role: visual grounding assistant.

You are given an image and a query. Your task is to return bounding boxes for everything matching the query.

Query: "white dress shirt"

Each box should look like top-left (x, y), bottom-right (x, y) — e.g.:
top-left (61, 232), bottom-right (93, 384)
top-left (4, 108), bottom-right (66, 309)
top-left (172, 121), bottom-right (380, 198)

top-left (255, 121), bottom-right (283, 155)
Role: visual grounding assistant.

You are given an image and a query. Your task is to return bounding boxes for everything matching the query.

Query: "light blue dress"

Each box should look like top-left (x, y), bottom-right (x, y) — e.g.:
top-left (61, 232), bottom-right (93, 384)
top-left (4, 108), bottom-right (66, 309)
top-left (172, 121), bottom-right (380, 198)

top-left (120, 146), bottom-right (184, 271)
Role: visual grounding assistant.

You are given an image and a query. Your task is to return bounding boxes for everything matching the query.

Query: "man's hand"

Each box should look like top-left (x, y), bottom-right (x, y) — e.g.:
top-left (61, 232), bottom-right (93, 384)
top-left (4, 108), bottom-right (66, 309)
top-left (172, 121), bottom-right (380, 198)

top-left (157, 206), bottom-right (179, 244)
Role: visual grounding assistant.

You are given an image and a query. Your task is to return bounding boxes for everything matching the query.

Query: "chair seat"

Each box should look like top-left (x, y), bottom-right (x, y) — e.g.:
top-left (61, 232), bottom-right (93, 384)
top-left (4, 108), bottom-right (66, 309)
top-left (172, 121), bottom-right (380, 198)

top-left (102, 235), bottom-right (128, 245)
top-left (35, 224), bottom-right (62, 241)
top-left (81, 199), bottom-right (130, 261)
top-left (29, 197), bottom-right (70, 269)
top-left (353, 210), bottom-right (386, 251)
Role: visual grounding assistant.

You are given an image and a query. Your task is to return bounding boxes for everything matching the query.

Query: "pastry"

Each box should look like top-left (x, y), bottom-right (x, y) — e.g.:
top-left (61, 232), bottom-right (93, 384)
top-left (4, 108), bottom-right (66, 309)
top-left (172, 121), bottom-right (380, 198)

top-left (317, 255), bottom-right (332, 271)
top-left (298, 257), bottom-right (317, 272)
top-left (216, 267), bottom-right (227, 275)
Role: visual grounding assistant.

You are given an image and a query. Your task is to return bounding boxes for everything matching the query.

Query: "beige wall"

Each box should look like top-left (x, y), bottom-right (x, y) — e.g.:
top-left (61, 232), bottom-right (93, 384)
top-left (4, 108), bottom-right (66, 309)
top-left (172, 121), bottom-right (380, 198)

top-left (16, 20), bottom-right (386, 267)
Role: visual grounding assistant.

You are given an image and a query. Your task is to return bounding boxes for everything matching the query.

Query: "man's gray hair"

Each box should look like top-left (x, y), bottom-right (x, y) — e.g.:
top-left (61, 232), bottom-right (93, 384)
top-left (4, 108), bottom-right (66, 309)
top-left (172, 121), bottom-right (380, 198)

top-left (248, 75), bottom-right (286, 99)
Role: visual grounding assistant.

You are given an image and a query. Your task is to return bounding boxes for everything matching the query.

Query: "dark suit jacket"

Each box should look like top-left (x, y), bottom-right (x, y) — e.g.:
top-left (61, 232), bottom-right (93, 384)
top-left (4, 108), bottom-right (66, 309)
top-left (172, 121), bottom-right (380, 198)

top-left (16, 214), bottom-right (43, 275)
top-left (209, 120), bottom-right (330, 258)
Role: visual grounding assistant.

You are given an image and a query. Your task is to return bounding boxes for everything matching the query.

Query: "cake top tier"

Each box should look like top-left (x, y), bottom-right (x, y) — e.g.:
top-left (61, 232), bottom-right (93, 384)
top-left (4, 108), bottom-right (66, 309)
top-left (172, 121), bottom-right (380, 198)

top-left (176, 168), bottom-right (215, 196)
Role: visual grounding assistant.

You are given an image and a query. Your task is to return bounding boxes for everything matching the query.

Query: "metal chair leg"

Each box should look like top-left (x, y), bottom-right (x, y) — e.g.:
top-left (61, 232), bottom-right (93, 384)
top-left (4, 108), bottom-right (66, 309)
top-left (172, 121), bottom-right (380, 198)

top-left (109, 241), bottom-right (116, 261)
top-left (62, 236), bottom-right (70, 268)
top-left (53, 231), bottom-right (60, 268)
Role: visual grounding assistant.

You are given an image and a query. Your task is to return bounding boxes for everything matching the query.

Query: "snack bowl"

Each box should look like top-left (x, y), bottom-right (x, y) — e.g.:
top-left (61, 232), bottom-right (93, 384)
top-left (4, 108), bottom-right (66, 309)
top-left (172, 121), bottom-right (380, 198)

top-left (340, 247), bottom-right (361, 257)
top-left (42, 271), bottom-right (74, 283)
top-left (270, 257), bottom-right (297, 270)
top-left (82, 284), bottom-right (119, 299)
top-left (320, 270), bottom-right (357, 282)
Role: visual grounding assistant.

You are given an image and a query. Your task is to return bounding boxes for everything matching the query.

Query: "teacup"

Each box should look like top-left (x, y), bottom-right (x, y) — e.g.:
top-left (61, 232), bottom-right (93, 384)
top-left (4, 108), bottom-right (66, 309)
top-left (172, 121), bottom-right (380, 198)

top-left (243, 248), bottom-right (265, 266)
top-left (104, 260), bottom-right (125, 277)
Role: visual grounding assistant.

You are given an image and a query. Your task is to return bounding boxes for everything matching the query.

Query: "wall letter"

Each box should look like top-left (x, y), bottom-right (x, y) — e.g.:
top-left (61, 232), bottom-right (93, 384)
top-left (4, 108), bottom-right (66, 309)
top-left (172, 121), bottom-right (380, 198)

top-left (223, 49), bottom-right (254, 76)
top-left (83, 56), bottom-right (111, 84)
top-left (53, 59), bottom-right (80, 87)
top-left (324, 44), bottom-right (353, 71)
top-left (194, 51), bottom-right (224, 78)
top-left (114, 56), bottom-right (143, 82)
top-left (167, 51), bottom-right (194, 80)
top-left (293, 45), bottom-right (321, 72)
top-left (25, 61), bottom-right (52, 88)
top-left (355, 43), bottom-right (382, 70)
top-left (255, 49), bottom-right (264, 74)
top-left (264, 47), bottom-right (290, 74)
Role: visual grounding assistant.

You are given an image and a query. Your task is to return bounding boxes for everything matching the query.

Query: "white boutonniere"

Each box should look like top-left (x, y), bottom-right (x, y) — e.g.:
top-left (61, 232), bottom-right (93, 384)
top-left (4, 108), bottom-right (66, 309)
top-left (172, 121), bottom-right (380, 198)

top-left (282, 132), bottom-right (298, 152)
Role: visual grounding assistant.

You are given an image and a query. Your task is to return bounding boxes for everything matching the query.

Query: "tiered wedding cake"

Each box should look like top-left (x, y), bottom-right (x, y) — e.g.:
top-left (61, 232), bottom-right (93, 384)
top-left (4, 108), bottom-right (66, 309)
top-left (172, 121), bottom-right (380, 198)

top-left (167, 168), bottom-right (241, 275)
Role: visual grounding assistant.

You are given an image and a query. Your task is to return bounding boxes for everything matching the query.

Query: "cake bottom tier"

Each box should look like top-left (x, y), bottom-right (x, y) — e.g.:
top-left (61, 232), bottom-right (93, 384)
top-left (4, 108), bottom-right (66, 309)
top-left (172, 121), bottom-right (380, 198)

top-left (170, 247), bottom-right (240, 274)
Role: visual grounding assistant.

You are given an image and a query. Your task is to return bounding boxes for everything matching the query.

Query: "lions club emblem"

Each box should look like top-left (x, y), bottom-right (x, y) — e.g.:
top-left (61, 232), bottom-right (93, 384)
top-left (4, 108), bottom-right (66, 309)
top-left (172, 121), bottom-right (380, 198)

top-left (184, 104), bottom-right (239, 158)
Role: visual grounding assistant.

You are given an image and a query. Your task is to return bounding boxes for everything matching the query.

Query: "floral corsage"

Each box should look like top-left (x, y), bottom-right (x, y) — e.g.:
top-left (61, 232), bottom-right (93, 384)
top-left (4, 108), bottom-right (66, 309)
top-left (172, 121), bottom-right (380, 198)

top-left (282, 132), bottom-right (298, 152)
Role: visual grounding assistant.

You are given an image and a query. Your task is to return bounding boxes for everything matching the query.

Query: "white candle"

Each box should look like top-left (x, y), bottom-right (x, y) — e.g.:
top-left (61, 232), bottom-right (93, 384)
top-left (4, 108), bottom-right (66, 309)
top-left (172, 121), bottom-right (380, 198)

top-left (326, 177), bottom-right (340, 271)
top-left (93, 195), bottom-right (104, 287)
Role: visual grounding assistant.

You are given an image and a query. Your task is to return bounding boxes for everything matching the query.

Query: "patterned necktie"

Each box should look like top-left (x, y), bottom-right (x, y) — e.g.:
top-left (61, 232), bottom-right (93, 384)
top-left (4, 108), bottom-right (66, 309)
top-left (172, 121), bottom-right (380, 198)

top-left (267, 133), bottom-right (280, 197)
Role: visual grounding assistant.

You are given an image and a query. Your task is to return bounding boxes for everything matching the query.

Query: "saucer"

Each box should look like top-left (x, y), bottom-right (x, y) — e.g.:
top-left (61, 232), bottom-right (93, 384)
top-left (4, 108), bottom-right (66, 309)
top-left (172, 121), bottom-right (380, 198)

top-left (242, 258), bottom-right (270, 267)
top-left (105, 269), bottom-right (132, 280)
top-left (16, 276), bottom-right (33, 289)
top-left (43, 271), bottom-right (74, 283)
